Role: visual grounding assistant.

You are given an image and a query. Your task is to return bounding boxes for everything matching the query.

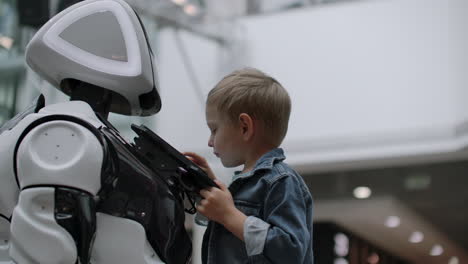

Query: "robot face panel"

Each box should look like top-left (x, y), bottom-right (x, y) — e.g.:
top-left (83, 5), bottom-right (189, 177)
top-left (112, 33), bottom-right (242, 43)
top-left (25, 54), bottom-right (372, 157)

top-left (42, 1), bottom-right (142, 77)
top-left (59, 11), bottom-right (128, 62)
top-left (26, 0), bottom-right (161, 116)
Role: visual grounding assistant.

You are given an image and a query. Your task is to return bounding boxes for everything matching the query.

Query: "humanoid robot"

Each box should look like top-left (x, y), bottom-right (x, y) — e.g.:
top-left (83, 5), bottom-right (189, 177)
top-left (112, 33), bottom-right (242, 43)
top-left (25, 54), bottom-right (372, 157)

top-left (0, 0), bottom-right (215, 263)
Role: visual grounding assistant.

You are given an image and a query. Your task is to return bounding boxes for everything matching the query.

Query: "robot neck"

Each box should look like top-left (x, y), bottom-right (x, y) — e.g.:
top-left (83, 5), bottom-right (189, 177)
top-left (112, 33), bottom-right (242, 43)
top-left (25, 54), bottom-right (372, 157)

top-left (70, 81), bottom-right (112, 120)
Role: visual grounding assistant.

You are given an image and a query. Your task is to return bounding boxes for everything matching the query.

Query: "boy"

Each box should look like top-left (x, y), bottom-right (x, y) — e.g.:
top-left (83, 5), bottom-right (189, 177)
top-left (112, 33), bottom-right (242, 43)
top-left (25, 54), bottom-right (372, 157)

top-left (184, 68), bottom-right (313, 263)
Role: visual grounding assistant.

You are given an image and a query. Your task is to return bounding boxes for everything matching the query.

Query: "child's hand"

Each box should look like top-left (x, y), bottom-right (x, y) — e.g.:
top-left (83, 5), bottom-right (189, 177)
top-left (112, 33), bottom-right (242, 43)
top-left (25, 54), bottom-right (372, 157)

top-left (183, 152), bottom-right (216, 180)
top-left (197, 180), bottom-right (237, 224)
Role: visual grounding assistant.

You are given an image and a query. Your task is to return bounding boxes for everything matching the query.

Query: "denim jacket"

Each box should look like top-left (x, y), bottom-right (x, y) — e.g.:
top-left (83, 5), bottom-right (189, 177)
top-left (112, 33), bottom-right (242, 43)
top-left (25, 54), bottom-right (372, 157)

top-left (201, 148), bottom-right (314, 264)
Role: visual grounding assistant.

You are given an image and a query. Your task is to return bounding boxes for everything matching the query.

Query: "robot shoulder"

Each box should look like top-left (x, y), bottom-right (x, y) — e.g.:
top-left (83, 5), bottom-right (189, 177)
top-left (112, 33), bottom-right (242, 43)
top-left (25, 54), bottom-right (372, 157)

top-left (0, 96), bottom-right (46, 220)
top-left (15, 114), bottom-right (106, 196)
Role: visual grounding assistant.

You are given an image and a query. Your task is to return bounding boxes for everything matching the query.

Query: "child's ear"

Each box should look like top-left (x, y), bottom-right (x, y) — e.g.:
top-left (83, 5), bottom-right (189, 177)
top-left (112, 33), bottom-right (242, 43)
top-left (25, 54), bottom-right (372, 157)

top-left (238, 113), bottom-right (254, 141)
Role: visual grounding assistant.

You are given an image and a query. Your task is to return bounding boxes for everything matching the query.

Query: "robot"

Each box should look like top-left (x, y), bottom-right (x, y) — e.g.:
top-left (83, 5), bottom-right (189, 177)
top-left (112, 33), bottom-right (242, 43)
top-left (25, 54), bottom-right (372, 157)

top-left (0, 0), bottom-right (215, 263)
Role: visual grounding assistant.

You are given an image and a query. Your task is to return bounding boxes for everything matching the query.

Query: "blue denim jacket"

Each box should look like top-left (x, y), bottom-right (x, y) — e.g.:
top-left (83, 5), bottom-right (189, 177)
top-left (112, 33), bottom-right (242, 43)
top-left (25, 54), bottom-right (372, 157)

top-left (201, 148), bottom-right (314, 263)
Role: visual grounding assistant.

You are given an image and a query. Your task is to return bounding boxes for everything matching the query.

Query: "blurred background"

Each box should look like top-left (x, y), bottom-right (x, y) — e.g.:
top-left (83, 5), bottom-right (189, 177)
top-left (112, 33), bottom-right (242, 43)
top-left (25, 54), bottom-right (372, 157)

top-left (1, 0), bottom-right (467, 263)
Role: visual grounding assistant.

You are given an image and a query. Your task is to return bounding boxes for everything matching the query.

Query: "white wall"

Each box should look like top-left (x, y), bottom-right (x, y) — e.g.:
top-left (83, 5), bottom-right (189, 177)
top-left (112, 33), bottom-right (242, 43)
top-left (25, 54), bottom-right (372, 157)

top-left (246, 0), bottom-right (456, 137)
top-left (154, 27), bottom-right (243, 179)
top-left (152, 0), bottom-right (468, 263)
top-left (449, 1), bottom-right (468, 123)
top-left (155, 0), bottom-right (468, 175)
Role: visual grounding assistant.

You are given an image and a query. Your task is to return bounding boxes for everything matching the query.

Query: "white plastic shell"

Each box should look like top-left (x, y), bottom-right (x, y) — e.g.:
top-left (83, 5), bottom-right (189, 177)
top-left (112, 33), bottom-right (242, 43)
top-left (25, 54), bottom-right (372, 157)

top-left (91, 213), bottom-right (164, 264)
top-left (16, 120), bottom-right (103, 195)
top-left (9, 188), bottom-right (77, 264)
top-left (25, 0), bottom-right (160, 116)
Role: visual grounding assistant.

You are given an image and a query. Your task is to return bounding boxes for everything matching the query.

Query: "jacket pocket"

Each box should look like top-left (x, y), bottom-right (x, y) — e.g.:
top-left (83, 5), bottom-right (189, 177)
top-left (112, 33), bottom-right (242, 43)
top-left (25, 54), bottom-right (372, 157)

top-left (235, 200), bottom-right (261, 217)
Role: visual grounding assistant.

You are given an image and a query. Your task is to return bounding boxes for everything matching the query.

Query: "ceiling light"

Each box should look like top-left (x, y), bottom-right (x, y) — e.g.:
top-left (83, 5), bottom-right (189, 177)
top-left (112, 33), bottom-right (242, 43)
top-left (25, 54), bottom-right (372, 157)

top-left (334, 233), bottom-right (349, 246)
top-left (171, 0), bottom-right (187, 6)
top-left (334, 233), bottom-right (349, 257)
top-left (0, 36), bottom-right (13, 50)
top-left (353, 186), bottom-right (371, 199)
top-left (367, 253), bottom-right (380, 264)
top-left (385, 216), bottom-right (400, 228)
top-left (409, 231), bottom-right (424, 243)
top-left (430, 244), bottom-right (444, 256)
top-left (334, 258), bottom-right (348, 264)
top-left (183, 4), bottom-right (199, 16)
top-left (334, 244), bottom-right (348, 257)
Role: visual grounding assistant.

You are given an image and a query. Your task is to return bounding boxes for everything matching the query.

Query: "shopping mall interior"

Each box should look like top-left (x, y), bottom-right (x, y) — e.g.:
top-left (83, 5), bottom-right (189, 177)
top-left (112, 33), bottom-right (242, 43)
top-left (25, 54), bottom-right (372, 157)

top-left (1, 0), bottom-right (467, 263)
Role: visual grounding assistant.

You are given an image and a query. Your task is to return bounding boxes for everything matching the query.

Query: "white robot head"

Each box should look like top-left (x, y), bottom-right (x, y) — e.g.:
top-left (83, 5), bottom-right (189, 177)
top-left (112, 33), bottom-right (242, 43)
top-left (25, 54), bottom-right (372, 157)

top-left (25, 0), bottom-right (161, 116)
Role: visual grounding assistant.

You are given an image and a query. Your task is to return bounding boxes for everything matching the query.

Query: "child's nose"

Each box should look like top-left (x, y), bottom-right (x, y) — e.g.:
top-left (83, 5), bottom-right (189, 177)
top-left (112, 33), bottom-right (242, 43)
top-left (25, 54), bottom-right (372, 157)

top-left (208, 138), bottom-right (213, 147)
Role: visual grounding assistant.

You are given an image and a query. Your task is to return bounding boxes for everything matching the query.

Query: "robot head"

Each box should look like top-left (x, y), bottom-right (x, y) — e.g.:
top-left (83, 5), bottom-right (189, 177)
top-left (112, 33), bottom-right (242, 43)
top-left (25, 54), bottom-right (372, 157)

top-left (25, 0), bottom-right (161, 116)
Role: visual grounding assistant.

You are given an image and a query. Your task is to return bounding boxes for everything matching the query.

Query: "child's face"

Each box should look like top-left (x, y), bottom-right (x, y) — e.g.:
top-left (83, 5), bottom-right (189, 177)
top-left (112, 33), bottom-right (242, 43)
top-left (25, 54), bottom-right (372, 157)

top-left (205, 105), bottom-right (245, 168)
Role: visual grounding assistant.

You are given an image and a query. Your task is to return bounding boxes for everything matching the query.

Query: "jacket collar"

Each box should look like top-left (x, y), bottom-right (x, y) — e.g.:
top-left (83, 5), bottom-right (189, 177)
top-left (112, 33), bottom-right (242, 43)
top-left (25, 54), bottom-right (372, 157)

top-left (232, 148), bottom-right (286, 182)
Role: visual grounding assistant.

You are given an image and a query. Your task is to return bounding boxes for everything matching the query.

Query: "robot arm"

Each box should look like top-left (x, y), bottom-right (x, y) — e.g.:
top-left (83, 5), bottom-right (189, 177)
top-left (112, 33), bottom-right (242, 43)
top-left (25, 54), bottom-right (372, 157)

top-left (10, 117), bottom-right (104, 264)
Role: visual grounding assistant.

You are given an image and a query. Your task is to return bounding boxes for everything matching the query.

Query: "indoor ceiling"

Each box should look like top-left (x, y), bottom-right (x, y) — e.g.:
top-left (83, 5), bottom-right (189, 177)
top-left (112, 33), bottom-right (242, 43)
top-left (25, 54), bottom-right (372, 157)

top-left (304, 160), bottom-right (468, 263)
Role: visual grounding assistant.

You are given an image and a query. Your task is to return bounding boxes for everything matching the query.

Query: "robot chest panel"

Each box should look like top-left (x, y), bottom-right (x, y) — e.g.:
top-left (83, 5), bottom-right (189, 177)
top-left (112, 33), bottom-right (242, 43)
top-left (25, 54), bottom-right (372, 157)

top-left (99, 128), bottom-right (171, 226)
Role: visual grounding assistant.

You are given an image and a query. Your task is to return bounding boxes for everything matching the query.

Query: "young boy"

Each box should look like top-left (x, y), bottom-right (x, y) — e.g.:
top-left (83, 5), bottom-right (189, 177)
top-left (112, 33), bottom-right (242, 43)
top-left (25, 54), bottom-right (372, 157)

top-left (184, 68), bottom-right (313, 263)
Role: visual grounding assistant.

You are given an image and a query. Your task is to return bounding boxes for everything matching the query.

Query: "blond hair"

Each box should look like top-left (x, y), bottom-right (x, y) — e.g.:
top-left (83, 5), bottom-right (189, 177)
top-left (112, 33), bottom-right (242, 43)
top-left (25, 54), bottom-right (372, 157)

top-left (207, 68), bottom-right (291, 147)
